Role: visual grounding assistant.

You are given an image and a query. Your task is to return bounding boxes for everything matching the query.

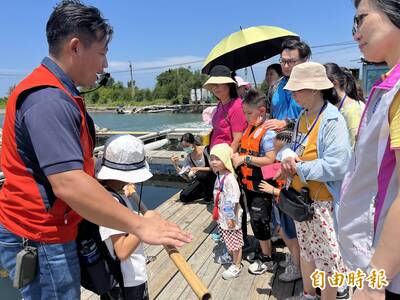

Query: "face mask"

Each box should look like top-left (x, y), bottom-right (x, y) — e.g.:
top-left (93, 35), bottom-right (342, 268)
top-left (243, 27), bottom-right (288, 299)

top-left (183, 146), bottom-right (194, 154)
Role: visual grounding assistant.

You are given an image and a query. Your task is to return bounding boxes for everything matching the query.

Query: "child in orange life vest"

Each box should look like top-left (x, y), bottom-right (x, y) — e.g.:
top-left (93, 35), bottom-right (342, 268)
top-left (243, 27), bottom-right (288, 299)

top-left (259, 132), bottom-right (303, 283)
top-left (232, 88), bottom-right (277, 275)
top-left (210, 143), bottom-right (243, 280)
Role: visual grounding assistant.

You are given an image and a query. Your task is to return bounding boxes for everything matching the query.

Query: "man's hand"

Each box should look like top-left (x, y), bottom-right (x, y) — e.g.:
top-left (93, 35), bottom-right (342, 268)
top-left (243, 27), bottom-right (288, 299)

top-left (191, 167), bottom-right (199, 174)
top-left (231, 152), bottom-right (244, 168)
top-left (143, 210), bottom-right (159, 218)
top-left (263, 119), bottom-right (287, 131)
top-left (136, 211), bottom-right (192, 247)
top-left (227, 219), bottom-right (235, 229)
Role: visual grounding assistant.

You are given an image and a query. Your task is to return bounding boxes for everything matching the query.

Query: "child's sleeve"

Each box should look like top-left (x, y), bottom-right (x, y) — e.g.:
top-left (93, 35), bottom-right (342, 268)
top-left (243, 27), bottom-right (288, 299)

top-left (224, 174), bottom-right (241, 204)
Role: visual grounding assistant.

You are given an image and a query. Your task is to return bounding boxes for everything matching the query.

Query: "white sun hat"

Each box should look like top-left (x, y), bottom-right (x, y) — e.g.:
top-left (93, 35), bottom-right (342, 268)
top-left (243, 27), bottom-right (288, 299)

top-left (96, 135), bottom-right (153, 183)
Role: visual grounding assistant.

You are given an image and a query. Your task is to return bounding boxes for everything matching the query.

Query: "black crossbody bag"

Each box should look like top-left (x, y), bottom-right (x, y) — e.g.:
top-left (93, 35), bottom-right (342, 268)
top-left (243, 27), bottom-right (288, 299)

top-left (278, 187), bottom-right (314, 222)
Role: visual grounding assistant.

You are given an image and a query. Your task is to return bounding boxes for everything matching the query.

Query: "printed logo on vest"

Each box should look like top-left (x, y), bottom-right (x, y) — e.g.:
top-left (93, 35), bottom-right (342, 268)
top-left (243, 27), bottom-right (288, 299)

top-left (253, 128), bottom-right (263, 139)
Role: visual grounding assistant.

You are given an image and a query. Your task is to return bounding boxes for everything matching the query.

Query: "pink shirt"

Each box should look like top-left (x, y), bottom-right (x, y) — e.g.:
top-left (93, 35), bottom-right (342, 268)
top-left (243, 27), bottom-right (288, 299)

top-left (210, 97), bottom-right (247, 149)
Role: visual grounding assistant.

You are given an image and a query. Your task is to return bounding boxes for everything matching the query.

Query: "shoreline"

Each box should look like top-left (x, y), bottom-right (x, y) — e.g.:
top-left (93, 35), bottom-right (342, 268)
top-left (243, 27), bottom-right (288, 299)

top-left (0, 104), bottom-right (214, 114)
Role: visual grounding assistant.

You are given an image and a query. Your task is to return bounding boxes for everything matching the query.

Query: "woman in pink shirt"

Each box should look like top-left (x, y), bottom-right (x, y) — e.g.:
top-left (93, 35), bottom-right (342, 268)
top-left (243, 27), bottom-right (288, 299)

top-left (204, 65), bottom-right (247, 153)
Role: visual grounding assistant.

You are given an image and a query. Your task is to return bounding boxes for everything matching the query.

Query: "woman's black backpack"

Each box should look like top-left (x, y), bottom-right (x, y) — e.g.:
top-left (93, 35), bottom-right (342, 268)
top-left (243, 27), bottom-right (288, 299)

top-left (77, 188), bottom-right (127, 298)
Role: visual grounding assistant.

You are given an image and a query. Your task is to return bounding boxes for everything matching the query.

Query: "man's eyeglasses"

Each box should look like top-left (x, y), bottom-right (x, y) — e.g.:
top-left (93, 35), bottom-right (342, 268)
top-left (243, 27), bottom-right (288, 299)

top-left (352, 13), bottom-right (369, 35)
top-left (279, 58), bottom-right (298, 66)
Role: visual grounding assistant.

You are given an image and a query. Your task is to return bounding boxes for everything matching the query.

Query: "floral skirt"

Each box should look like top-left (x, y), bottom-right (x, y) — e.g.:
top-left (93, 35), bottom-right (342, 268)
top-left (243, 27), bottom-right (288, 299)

top-left (295, 201), bottom-right (346, 276)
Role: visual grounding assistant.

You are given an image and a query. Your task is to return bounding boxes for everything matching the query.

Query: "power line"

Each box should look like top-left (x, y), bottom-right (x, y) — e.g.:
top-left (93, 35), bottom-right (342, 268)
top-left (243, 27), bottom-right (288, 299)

top-left (107, 40), bottom-right (358, 75)
top-left (312, 45), bottom-right (358, 56)
top-left (110, 59), bottom-right (204, 74)
top-left (0, 40), bottom-right (360, 79)
top-left (310, 41), bottom-right (357, 48)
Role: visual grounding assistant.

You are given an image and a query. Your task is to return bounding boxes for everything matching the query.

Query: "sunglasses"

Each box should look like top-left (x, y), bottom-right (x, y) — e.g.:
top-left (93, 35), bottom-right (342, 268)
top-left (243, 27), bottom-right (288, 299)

top-left (352, 13), bottom-right (369, 35)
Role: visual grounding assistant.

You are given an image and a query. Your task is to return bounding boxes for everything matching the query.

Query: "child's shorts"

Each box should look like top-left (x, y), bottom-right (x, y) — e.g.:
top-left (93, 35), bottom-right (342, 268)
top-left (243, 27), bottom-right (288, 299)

top-left (294, 201), bottom-right (346, 276)
top-left (220, 228), bottom-right (244, 252)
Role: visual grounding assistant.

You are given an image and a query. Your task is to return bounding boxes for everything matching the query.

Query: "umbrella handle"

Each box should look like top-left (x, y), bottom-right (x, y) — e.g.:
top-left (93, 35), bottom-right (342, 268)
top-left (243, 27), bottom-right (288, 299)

top-left (129, 193), bottom-right (211, 300)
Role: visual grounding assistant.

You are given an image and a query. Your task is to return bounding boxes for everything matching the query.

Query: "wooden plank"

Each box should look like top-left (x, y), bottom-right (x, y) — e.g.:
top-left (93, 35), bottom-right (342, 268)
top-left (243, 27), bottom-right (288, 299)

top-left (268, 266), bottom-right (296, 300)
top-left (246, 269), bottom-right (274, 300)
top-left (293, 278), bottom-right (303, 297)
top-left (145, 201), bottom-right (207, 257)
top-left (176, 227), bottom-right (223, 300)
top-left (147, 204), bottom-right (213, 298)
top-left (154, 216), bottom-right (218, 299)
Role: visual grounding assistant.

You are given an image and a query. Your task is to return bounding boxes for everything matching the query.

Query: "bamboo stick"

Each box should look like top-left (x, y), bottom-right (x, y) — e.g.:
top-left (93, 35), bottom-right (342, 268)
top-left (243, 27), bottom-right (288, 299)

top-left (129, 192), bottom-right (211, 300)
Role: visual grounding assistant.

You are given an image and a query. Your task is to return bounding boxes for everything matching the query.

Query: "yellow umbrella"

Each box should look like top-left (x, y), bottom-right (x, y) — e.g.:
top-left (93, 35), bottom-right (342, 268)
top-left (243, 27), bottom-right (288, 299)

top-left (202, 26), bottom-right (299, 76)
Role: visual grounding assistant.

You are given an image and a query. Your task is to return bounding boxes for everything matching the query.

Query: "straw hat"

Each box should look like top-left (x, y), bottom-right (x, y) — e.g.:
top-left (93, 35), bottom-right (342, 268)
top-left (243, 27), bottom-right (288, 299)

top-left (203, 65), bottom-right (237, 90)
top-left (210, 143), bottom-right (235, 174)
top-left (96, 135), bottom-right (153, 183)
top-left (284, 62), bottom-right (333, 91)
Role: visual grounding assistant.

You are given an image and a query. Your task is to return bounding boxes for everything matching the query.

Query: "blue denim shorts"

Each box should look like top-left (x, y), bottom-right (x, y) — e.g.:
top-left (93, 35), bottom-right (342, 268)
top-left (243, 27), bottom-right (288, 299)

top-left (271, 204), bottom-right (297, 239)
top-left (0, 223), bottom-right (80, 300)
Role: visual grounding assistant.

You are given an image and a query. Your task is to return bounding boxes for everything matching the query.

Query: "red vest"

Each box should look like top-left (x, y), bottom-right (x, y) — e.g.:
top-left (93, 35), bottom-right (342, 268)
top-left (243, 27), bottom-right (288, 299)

top-left (239, 124), bottom-right (269, 191)
top-left (0, 64), bottom-right (94, 243)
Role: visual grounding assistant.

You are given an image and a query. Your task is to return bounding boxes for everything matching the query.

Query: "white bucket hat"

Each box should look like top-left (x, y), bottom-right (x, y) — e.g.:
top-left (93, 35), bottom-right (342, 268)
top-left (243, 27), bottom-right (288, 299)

top-left (96, 135), bottom-right (153, 183)
top-left (284, 62), bottom-right (334, 91)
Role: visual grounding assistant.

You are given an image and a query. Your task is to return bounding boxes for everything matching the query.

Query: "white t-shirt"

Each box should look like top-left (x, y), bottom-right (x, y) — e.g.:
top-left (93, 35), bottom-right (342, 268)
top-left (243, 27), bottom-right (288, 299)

top-left (214, 172), bottom-right (242, 230)
top-left (99, 196), bottom-right (147, 287)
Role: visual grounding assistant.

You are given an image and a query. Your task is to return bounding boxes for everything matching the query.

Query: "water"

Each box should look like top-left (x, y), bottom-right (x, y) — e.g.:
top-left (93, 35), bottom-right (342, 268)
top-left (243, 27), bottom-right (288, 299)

top-left (90, 112), bottom-right (205, 131)
top-left (0, 112), bottom-right (195, 299)
top-left (0, 112), bottom-right (205, 131)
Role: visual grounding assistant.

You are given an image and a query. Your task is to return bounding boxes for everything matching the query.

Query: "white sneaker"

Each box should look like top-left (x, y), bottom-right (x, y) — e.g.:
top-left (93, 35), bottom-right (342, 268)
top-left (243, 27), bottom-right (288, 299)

top-left (248, 257), bottom-right (276, 275)
top-left (279, 253), bottom-right (293, 268)
top-left (215, 252), bottom-right (232, 265)
top-left (279, 263), bottom-right (302, 282)
top-left (222, 264), bottom-right (242, 280)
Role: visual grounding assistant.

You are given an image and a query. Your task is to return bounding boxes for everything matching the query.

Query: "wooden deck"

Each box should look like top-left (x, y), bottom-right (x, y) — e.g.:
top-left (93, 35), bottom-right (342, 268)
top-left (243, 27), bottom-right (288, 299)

top-left (82, 193), bottom-right (303, 300)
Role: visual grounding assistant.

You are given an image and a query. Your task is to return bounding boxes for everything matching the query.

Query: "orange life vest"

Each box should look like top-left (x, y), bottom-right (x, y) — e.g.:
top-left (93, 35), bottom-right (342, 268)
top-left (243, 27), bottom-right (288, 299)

top-left (239, 124), bottom-right (269, 191)
top-left (0, 64), bottom-right (95, 243)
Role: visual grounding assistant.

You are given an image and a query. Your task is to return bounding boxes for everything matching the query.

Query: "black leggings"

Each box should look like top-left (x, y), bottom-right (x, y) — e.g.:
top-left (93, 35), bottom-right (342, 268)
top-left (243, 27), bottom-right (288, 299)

top-left (244, 189), bottom-right (273, 241)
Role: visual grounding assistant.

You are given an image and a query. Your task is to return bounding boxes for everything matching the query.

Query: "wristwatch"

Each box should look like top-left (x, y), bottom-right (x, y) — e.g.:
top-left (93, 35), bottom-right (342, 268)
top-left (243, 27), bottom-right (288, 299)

top-left (245, 155), bottom-right (251, 165)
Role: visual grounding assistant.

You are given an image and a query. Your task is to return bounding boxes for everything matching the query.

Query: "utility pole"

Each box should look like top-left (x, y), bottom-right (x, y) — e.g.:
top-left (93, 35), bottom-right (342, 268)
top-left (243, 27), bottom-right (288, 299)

top-left (129, 61), bottom-right (135, 99)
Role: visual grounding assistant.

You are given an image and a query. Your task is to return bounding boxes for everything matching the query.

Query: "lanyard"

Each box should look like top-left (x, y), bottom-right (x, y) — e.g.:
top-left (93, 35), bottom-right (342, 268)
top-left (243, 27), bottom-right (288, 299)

top-left (292, 102), bottom-right (327, 152)
top-left (338, 95), bottom-right (347, 111)
top-left (217, 173), bottom-right (227, 192)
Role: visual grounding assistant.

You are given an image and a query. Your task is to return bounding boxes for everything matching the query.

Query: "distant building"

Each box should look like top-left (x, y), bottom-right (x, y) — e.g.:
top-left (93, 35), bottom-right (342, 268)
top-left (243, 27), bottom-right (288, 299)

top-left (190, 88), bottom-right (212, 103)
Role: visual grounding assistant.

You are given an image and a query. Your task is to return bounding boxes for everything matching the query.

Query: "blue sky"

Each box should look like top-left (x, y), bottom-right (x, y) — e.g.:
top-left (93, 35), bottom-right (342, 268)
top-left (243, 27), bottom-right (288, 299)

top-left (0, 0), bottom-right (361, 96)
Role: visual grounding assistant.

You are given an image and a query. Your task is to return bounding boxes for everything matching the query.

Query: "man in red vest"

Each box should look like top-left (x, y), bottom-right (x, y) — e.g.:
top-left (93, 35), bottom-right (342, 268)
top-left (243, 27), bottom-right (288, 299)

top-left (0, 1), bottom-right (191, 298)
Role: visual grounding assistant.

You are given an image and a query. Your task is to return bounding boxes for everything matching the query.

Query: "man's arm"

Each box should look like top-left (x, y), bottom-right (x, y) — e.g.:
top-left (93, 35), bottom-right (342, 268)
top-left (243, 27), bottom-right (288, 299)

top-left (48, 170), bottom-right (192, 247)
